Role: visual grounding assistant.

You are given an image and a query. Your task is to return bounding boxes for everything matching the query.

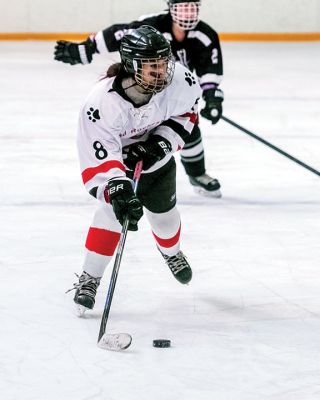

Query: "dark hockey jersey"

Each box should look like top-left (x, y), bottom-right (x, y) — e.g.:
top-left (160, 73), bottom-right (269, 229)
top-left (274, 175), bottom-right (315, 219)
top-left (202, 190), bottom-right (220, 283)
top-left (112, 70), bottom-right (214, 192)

top-left (94, 11), bottom-right (223, 88)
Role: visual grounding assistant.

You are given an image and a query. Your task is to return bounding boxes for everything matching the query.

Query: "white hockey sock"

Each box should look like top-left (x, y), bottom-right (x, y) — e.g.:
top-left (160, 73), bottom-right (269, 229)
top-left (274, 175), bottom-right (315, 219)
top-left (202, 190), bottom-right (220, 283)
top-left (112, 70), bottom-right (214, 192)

top-left (145, 207), bottom-right (181, 257)
top-left (83, 203), bottom-right (122, 278)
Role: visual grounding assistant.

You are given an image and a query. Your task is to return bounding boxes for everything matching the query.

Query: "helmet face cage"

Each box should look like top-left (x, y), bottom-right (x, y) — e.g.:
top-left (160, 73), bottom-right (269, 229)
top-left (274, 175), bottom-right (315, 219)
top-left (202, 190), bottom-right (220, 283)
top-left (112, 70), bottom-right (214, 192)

top-left (169, 1), bottom-right (201, 30)
top-left (133, 53), bottom-right (175, 94)
top-left (120, 26), bottom-right (175, 93)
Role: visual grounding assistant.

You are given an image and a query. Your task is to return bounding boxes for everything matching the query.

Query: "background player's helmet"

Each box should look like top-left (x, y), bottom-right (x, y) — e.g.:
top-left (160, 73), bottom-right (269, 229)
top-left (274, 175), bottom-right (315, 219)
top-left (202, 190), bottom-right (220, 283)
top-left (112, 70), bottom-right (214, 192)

top-left (120, 25), bottom-right (175, 94)
top-left (168, 0), bottom-right (201, 30)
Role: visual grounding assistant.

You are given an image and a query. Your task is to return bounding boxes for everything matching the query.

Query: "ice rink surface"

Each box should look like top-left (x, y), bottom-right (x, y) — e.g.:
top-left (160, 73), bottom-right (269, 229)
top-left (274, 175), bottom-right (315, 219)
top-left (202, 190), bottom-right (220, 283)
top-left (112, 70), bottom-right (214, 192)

top-left (0, 41), bottom-right (320, 400)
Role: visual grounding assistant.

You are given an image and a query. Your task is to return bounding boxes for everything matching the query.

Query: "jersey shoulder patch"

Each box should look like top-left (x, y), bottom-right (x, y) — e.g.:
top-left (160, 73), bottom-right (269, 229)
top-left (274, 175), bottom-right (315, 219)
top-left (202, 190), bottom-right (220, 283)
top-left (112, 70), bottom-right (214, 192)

top-left (172, 63), bottom-right (199, 90)
top-left (81, 78), bottom-right (124, 129)
top-left (166, 63), bottom-right (201, 111)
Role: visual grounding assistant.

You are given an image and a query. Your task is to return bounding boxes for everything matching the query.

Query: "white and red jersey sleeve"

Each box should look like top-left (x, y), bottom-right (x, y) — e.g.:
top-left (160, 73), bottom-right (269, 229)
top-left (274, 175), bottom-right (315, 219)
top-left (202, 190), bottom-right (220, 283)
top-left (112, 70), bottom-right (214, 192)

top-left (77, 79), bottom-right (127, 202)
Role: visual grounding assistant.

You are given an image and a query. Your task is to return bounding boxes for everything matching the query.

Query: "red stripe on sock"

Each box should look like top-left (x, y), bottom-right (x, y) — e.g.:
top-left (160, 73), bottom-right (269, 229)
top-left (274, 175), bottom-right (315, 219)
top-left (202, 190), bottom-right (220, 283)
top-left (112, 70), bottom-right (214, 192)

top-left (152, 225), bottom-right (181, 248)
top-left (82, 160), bottom-right (126, 185)
top-left (85, 227), bottom-right (120, 256)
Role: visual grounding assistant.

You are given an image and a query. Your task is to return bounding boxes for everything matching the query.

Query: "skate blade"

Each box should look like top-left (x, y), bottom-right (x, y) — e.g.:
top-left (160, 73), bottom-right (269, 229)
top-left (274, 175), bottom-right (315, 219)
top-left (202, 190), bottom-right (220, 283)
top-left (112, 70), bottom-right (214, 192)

top-left (75, 304), bottom-right (89, 317)
top-left (193, 186), bottom-right (222, 198)
top-left (98, 333), bottom-right (132, 351)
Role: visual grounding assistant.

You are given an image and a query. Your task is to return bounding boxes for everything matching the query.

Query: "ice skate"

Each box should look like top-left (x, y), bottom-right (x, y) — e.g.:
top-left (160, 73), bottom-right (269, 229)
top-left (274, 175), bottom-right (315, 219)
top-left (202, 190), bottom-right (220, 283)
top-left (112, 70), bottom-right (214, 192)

top-left (68, 272), bottom-right (101, 315)
top-left (189, 173), bottom-right (222, 198)
top-left (161, 251), bottom-right (192, 284)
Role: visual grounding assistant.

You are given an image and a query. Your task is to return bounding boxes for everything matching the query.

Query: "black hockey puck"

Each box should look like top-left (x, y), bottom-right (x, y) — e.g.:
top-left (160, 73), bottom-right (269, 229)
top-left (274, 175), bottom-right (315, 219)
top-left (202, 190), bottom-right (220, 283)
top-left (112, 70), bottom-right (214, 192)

top-left (153, 339), bottom-right (171, 348)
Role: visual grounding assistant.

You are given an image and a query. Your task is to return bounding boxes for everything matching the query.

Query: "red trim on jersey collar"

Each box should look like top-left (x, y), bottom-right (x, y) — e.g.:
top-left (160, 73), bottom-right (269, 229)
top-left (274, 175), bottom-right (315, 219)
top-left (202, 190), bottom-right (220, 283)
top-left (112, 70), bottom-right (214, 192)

top-left (82, 160), bottom-right (126, 184)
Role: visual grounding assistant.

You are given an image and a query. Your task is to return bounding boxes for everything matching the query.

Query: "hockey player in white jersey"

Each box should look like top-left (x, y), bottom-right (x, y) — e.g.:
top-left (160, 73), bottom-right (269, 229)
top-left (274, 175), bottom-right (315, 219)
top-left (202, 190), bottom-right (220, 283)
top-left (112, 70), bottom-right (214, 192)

top-left (70, 26), bottom-right (201, 311)
top-left (54, 0), bottom-right (223, 198)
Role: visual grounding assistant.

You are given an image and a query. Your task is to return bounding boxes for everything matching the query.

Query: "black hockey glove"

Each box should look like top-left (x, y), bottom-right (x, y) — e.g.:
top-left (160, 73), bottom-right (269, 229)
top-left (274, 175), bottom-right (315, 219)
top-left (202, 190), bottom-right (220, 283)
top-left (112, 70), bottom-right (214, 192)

top-left (53, 38), bottom-right (96, 65)
top-left (105, 179), bottom-right (143, 231)
top-left (200, 88), bottom-right (224, 124)
top-left (123, 135), bottom-right (172, 171)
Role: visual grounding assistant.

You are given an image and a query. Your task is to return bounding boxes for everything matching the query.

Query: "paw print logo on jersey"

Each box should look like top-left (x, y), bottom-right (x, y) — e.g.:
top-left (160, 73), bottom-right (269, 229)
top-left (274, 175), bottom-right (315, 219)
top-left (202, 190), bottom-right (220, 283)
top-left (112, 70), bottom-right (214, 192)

top-left (185, 72), bottom-right (196, 87)
top-left (87, 108), bottom-right (101, 123)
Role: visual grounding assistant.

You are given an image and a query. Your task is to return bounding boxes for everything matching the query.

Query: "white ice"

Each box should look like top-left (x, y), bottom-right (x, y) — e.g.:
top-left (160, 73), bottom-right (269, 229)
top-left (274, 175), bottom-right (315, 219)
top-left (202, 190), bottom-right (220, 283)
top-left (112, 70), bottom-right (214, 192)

top-left (0, 41), bottom-right (320, 400)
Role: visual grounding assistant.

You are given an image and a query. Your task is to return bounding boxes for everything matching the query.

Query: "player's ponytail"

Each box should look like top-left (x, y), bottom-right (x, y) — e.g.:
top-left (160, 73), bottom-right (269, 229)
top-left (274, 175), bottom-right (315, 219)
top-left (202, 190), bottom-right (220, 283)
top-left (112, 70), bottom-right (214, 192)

top-left (106, 63), bottom-right (123, 78)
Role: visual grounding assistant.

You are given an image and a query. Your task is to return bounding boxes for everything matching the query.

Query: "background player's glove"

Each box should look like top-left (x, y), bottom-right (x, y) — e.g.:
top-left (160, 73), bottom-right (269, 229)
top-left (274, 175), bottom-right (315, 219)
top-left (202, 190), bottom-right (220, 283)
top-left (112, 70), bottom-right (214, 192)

top-left (54, 38), bottom-right (97, 65)
top-left (123, 135), bottom-right (172, 171)
top-left (200, 88), bottom-right (224, 124)
top-left (105, 179), bottom-right (143, 231)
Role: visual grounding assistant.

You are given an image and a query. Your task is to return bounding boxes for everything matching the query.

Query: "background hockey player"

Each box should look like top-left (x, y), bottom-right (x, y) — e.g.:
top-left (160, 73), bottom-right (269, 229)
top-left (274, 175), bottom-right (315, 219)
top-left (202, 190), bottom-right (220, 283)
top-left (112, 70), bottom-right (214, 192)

top-left (54, 0), bottom-right (223, 197)
top-left (70, 25), bottom-right (202, 312)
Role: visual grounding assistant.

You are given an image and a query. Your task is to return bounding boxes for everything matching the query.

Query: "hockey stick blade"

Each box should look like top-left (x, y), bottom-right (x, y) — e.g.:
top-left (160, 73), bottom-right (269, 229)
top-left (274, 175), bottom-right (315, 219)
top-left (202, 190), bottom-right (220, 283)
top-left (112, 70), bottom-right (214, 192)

top-left (98, 333), bottom-right (132, 351)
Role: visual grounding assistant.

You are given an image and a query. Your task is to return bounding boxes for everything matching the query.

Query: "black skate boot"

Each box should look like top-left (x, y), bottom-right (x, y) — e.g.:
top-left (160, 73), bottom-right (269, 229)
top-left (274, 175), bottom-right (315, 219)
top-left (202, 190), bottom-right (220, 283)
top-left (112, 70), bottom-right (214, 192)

top-left (162, 251), bottom-right (192, 284)
top-left (72, 271), bottom-right (101, 310)
top-left (189, 173), bottom-right (221, 198)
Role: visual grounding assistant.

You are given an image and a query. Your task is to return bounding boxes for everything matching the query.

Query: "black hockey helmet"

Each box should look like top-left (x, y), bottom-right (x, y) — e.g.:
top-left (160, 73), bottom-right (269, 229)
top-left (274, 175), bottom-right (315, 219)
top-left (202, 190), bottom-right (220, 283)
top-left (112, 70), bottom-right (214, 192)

top-left (120, 25), bottom-right (175, 93)
top-left (167, 0), bottom-right (201, 30)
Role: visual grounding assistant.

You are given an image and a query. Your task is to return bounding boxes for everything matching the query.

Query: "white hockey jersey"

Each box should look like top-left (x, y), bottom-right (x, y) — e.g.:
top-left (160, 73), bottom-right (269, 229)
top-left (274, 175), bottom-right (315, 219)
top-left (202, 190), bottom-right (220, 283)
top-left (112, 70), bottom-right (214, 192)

top-left (77, 62), bottom-right (201, 201)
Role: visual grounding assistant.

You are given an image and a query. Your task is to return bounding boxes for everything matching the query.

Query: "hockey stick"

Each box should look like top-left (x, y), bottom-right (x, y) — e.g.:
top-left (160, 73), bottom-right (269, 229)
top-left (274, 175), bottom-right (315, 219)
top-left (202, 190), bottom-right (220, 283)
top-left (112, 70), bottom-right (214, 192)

top-left (221, 115), bottom-right (320, 177)
top-left (98, 160), bottom-right (143, 351)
